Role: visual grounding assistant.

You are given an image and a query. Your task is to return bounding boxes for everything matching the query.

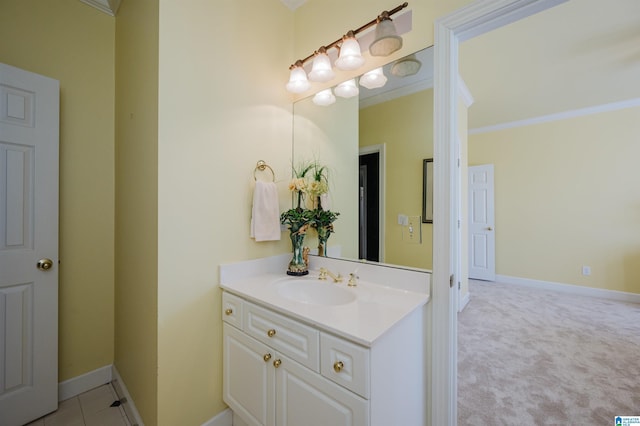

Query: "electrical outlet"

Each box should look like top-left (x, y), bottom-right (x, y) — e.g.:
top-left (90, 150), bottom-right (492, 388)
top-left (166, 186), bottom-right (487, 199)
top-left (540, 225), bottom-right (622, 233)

top-left (582, 266), bottom-right (591, 276)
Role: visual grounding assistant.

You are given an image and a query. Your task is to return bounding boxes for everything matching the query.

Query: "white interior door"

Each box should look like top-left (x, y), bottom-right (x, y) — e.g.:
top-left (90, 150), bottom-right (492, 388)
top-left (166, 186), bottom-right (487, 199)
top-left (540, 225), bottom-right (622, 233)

top-left (468, 165), bottom-right (495, 281)
top-left (0, 63), bottom-right (59, 426)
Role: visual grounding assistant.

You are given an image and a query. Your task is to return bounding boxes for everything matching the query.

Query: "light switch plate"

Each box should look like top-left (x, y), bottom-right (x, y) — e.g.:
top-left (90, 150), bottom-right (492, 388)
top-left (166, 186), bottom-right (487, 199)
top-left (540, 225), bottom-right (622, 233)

top-left (402, 216), bottom-right (422, 244)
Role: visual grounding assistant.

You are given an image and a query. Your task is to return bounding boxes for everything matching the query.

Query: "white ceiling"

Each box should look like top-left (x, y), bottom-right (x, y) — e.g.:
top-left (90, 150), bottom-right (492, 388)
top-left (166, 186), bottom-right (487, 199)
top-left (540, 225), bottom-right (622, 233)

top-left (280, 0), bottom-right (307, 11)
top-left (460, 0), bottom-right (640, 129)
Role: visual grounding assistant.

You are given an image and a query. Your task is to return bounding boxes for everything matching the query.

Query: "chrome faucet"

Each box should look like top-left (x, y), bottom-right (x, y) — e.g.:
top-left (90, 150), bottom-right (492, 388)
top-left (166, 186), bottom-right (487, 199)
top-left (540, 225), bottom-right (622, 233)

top-left (318, 267), bottom-right (343, 283)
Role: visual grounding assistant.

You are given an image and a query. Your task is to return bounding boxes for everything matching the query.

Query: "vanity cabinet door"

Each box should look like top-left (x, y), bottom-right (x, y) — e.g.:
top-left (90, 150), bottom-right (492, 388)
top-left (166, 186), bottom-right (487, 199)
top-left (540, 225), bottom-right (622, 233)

top-left (275, 353), bottom-right (369, 426)
top-left (223, 324), bottom-right (275, 426)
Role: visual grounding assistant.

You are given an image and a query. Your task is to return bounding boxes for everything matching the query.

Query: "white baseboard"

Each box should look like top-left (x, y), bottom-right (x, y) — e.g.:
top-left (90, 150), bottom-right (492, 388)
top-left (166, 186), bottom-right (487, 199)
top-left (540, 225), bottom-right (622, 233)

top-left (111, 366), bottom-right (145, 426)
top-left (58, 364), bottom-right (113, 401)
top-left (495, 274), bottom-right (640, 304)
top-left (458, 290), bottom-right (470, 312)
top-left (201, 408), bottom-right (233, 426)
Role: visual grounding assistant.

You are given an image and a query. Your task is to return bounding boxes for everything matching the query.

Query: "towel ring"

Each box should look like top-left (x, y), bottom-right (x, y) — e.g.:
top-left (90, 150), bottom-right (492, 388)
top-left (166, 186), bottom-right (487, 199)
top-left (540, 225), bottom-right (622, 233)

top-left (254, 160), bottom-right (275, 182)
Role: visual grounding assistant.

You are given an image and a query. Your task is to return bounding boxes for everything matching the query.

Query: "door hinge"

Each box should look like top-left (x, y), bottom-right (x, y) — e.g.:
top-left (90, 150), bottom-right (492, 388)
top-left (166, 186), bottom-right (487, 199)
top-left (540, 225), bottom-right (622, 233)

top-left (458, 282), bottom-right (461, 290)
top-left (449, 274), bottom-right (454, 288)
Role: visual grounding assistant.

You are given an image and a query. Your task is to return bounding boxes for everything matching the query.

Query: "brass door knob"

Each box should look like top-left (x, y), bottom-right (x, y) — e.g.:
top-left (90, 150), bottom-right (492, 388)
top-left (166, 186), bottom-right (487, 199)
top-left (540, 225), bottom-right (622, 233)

top-left (224, 308), bottom-right (233, 316)
top-left (333, 361), bottom-right (344, 373)
top-left (37, 258), bottom-right (53, 271)
top-left (273, 359), bottom-right (282, 368)
top-left (486, 226), bottom-right (493, 231)
top-left (267, 329), bottom-right (276, 337)
top-left (263, 353), bottom-right (272, 362)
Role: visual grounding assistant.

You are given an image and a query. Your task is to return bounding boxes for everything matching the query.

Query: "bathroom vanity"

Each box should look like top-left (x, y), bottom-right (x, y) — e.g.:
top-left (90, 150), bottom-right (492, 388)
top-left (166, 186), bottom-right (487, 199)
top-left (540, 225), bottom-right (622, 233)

top-left (220, 254), bottom-right (431, 426)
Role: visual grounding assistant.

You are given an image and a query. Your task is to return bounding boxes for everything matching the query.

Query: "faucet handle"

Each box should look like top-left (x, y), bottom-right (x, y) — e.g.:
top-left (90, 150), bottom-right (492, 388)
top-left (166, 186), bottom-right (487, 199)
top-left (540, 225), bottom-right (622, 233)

top-left (348, 272), bottom-right (358, 287)
top-left (318, 267), bottom-right (327, 280)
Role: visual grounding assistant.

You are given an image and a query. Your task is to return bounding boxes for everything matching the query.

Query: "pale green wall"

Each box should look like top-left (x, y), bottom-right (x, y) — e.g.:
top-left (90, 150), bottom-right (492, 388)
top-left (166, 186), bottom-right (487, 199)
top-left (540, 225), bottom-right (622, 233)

top-left (156, 1), bottom-right (293, 424)
top-left (293, 96), bottom-right (359, 258)
top-left (0, 0), bottom-right (115, 382)
top-left (469, 107), bottom-right (640, 295)
top-left (114, 0), bottom-right (159, 424)
top-left (360, 89), bottom-right (434, 269)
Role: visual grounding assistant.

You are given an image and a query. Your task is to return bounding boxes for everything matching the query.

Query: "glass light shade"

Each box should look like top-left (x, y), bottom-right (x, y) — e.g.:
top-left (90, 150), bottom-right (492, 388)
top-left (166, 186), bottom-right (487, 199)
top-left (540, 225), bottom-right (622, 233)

top-left (286, 66), bottom-right (310, 93)
top-left (335, 37), bottom-right (365, 71)
top-left (359, 67), bottom-right (387, 89)
top-left (312, 88), bottom-right (336, 106)
top-left (308, 51), bottom-right (335, 83)
top-left (369, 18), bottom-right (403, 57)
top-left (390, 54), bottom-right (422, 77)
top-left (334, 79), bottom-right (359, 98)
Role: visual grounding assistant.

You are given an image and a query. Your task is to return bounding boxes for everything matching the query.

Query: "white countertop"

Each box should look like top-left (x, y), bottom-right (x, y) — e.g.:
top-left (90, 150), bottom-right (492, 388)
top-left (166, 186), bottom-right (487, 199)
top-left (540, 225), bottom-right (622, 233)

top-left (220, 270), bottom-right (429, 347)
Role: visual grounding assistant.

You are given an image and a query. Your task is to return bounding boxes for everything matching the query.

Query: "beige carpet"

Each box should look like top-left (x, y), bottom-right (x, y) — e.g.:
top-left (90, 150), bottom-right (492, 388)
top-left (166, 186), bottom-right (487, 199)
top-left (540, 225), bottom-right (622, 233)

top-left (458, 279), bottom-right (640, 425)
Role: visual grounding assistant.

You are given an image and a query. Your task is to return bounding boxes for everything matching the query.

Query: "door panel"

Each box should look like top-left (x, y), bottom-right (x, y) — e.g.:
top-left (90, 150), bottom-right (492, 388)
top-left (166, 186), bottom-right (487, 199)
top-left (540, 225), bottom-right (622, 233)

top-left (223, 324), bottom-right (275, 426)
top-left (468, 165), bottom-right (495, 280)
top-left (0, 63), bottom-right (59, 426)
top-left (276, 353), bottom-right (368, 426)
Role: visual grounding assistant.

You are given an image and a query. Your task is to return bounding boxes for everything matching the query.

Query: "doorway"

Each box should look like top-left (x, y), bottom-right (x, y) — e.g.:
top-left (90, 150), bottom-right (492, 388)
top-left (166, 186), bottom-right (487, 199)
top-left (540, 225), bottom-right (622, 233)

top-left (432, 1), bottom-right (567, 424)
top-left (359, 152), bottom-right (379, 262)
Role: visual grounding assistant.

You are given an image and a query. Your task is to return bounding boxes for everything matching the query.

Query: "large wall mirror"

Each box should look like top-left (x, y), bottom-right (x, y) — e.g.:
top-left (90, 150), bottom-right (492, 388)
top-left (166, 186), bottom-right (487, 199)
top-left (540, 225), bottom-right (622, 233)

top-left (293, 46), bottom-right (435, 271)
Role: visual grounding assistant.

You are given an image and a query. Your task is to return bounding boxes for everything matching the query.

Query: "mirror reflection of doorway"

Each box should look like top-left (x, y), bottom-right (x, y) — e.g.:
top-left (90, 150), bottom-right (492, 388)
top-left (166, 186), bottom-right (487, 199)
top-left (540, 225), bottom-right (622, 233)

top-left (359, 152), bottom-right (379, 261)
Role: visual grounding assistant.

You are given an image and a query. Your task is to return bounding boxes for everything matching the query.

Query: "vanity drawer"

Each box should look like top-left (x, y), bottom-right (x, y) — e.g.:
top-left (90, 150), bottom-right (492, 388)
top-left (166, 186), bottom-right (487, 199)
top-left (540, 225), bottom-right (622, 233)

top-left (244, 301), bottom-right (319, 372)
top-left (222, 292), bottom-right (243, 329)
top-left (320, 332), bottom-right (370, 398)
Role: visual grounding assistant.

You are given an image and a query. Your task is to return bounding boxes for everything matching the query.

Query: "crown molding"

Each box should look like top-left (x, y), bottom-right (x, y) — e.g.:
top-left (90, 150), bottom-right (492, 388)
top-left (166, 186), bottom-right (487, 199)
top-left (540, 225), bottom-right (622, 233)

top-left (79, 0), bottom-right (120, 16)
top-left (469, 97), bottom-right (640, 134)
top-left (359, 74), bottom-right (473, 109)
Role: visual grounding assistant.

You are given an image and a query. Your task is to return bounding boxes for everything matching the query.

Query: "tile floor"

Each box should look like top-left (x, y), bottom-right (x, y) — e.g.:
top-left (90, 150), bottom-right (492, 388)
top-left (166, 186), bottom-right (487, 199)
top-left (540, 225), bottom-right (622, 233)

top-left (26, 383), bottom-right (131, 426)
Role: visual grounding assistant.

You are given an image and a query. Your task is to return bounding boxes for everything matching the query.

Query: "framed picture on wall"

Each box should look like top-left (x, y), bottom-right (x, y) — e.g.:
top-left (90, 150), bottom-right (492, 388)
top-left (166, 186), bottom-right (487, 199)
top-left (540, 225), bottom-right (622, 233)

top-left (422, 158), bottom-right (433, 223)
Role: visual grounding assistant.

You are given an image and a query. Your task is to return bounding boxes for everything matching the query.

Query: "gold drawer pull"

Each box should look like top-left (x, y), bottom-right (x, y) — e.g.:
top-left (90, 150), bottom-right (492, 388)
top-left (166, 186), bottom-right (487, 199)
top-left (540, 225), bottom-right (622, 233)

top-left (273, 359), bottom-right (282, 368)
top-left (224, 308), bottom-right (233, 316)
top-left (263, 353), bottom-right (272, 362)
top-left (267, 329), bottom-right (276, 337)
top-left (333, 361), bottom-right (344, 373)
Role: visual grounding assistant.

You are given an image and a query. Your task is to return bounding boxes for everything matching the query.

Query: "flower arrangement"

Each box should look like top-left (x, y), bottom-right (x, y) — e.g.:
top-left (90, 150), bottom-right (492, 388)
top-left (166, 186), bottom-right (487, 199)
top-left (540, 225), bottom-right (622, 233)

top-left (280, 160), bottom-right (340, 274)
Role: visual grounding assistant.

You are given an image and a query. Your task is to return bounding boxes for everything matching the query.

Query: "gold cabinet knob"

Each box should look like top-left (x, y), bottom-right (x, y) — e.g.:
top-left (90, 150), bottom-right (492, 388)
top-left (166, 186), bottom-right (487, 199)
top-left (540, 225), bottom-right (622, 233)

top-left (224, 308), bottom-right (233, 316)
top-left (263, 353), bottom-right (272, 362)
top-left (333, 361), bottom-right (344, 373)
top-left (273, 359), bottom-right (282, 368)
top-left (267, 329), bottom-right (276, 338)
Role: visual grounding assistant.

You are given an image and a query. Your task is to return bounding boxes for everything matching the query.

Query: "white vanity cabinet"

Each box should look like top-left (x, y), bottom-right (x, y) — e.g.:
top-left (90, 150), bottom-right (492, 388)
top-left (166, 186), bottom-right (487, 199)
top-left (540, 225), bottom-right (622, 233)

top-left (222, 290), bottom-right (427, 426)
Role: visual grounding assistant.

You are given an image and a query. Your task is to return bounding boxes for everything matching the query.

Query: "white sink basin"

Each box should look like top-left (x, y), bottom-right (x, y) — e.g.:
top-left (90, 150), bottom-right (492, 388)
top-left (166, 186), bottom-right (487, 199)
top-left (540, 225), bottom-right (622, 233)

top-left (274, 279), bottom-right (356, 306)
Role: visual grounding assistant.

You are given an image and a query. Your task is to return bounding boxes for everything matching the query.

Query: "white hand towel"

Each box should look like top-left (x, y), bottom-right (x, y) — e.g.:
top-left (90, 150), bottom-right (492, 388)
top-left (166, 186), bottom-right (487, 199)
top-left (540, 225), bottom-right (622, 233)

top-left (251, 181), bottom-right (281, 242)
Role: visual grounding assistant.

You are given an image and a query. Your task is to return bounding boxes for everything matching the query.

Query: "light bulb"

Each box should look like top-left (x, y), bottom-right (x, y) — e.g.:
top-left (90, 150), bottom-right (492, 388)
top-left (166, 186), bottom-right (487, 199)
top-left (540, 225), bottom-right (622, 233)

top-left (359, 67), bottom-right (387, 89)
top-left (334, 79), bottom-right (359, 98)
top-left (286, 63), bottom-right (310, 93)
top-left (308, 48), bottom-right (335, 83)
top-left (312, 88), bottom-right (336, 106)
top-left (335, 32), bottom-right (365, 71)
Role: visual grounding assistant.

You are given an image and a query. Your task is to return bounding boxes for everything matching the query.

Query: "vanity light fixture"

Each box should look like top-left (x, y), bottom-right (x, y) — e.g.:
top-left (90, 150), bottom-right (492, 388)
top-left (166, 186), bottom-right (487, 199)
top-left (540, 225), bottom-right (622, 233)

top-left (334, 79), bottom-right (359, 98)
top-left (286, 60), bottom-right (311, 93)
top-left (390, 53), bottom-right (421, 77)
top-left (359, 67), bottom-right (387, 89)
top-left (285, 2), bottom-right (408, 93)
top-left (308, 47), bottom-right (336, 82)
top-left (312, 88), bottom-right (337, 106)
top-left (335, 31), bottom-right (365, 71)
top-left (369, 11), bottom-right (403, 56)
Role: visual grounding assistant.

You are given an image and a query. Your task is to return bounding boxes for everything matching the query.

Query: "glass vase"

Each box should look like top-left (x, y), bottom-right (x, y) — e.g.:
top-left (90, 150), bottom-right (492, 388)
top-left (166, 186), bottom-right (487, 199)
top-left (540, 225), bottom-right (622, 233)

top-left (287, 231), bottom-right (309, 276)
top-left (316, 226), bottom-right (330, 257)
